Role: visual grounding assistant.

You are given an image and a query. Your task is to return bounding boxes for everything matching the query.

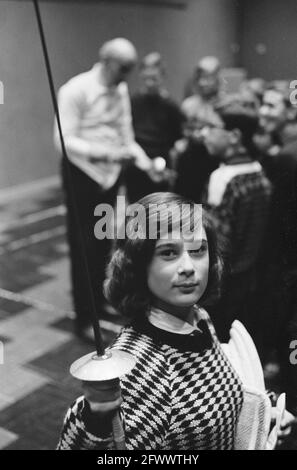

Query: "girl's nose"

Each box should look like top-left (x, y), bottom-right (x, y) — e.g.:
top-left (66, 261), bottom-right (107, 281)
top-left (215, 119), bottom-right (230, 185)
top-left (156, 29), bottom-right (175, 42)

top-left (178, 252), bottom-right (195, 276)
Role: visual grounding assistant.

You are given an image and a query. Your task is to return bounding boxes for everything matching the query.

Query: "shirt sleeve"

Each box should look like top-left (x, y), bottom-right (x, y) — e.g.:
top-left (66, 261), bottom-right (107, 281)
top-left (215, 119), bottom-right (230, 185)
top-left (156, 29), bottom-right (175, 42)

top-left (54, 83), bottom-right (91, 158)
top-left (57, 396), bottom-right (115, 450)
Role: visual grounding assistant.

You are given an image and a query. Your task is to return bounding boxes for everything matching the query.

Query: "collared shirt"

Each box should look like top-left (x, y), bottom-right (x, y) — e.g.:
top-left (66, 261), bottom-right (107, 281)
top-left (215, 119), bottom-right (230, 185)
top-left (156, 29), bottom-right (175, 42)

top-left (147, 306), bottom-right (205, 335)
top-left (55, 63), bottom-right (149, 189)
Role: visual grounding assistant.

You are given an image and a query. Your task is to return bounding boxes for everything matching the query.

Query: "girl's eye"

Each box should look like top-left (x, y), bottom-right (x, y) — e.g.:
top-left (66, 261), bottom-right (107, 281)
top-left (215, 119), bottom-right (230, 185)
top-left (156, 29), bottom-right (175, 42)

top-left (159, 249), bottom-right (177, 259)
top-left (189, 245), bottom-right (207, 256)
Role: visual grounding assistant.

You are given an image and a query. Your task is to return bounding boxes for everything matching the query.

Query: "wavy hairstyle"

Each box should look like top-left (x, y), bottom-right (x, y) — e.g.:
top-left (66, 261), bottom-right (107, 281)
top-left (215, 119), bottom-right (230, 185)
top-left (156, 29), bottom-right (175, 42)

top-left (105, 193), bottom-right (222, 318)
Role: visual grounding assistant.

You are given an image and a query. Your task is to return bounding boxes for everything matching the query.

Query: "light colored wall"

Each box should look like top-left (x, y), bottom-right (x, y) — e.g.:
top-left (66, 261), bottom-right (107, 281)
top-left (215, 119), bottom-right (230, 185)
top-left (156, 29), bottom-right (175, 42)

top-left (0, 0), bottom-right (239, 189)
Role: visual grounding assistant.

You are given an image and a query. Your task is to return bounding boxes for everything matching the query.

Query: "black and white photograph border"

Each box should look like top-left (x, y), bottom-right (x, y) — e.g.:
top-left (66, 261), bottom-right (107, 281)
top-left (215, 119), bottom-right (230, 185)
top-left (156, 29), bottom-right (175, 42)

top-left (0, 0), bottom-right (296, 451)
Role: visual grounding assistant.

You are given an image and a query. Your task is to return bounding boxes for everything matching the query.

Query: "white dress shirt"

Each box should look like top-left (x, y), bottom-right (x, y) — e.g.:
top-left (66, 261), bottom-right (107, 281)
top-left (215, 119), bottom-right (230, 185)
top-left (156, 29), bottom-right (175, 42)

top-left (55, 63), bottom-right (150, 189)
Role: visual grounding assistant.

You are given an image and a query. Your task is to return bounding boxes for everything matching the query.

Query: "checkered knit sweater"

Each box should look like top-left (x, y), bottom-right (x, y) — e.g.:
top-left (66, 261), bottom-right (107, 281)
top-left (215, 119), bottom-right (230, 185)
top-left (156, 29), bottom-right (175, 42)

top-left (206, 161), bottom-right (272, 274)
top-left (58, 313), bottom-right (243, 450)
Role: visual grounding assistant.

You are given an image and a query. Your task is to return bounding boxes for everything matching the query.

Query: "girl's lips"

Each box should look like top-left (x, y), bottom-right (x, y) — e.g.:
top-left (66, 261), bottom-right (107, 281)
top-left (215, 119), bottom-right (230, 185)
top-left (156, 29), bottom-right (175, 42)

top-left (174, 283), bottom-right (199, 288)
top-left (174, 283), bottom-right (199, 294)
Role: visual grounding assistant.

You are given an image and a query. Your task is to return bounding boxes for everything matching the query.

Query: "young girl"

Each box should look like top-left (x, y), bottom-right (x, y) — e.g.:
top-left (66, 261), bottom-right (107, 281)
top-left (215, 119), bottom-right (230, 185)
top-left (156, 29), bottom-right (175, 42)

top-left (57, 192), bottom-right (292, 450)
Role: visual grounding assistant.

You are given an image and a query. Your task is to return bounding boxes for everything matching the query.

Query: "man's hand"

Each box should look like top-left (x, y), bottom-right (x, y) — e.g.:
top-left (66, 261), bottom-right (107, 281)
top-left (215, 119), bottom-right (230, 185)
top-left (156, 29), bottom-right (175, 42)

top-left (129, 143), bottom-right (152, 171)
top-left (146, 158), bottom-right (176, 187)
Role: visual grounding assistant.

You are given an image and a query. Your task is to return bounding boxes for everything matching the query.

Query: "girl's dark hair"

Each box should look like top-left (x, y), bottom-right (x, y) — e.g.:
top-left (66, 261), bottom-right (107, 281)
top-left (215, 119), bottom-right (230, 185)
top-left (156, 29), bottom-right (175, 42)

top-left (105, 192), bottom-right (222, 318)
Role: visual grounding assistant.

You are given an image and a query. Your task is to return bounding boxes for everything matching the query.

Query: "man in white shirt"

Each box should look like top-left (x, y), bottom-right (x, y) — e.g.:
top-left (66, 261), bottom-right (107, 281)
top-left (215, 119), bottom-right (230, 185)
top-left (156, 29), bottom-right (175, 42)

top-left (55, 38), bottom-right (152, 339)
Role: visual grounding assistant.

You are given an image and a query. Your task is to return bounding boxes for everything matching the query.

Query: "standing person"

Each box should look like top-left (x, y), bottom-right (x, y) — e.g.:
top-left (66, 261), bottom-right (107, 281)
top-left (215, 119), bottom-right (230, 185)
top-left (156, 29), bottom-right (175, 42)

top-left (182, 56), bottom-right (224, 134)
top-left (125, 52), bottom-right (184, 202)
top-left (255, 86), bottom-right (297, 414)
top-left (203, 113), bottom-right (272, 343)
top-left (57, 193), bottom-right (294, 450)
top-left (54, 38), bottom-right (152, 340)
top-left (257, 86), bottom-right (297, 270)
top-left (173, 57), bottom-right (224, 203)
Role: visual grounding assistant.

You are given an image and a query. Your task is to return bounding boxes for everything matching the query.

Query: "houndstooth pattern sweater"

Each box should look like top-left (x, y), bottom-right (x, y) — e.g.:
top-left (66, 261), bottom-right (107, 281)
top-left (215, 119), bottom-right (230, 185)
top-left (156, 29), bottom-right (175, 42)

top-left (58, 312), bottom-right (243, 450)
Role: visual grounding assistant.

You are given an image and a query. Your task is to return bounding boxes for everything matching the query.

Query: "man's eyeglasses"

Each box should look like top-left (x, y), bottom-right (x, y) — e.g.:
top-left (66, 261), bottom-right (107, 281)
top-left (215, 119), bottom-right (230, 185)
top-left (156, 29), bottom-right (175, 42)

top-left (118, 62), bottom-right (134, 74)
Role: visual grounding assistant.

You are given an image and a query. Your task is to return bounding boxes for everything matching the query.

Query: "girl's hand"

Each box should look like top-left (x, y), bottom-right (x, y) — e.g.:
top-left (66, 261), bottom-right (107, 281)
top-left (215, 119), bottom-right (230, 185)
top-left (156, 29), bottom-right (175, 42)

top-left (276, 410), bottom-right (296, 447)
top-left (83, 380), bottom-right (122, 417)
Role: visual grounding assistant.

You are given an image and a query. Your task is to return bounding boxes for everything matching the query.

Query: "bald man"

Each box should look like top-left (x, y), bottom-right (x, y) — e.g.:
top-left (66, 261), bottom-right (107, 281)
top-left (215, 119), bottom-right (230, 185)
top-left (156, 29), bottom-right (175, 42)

top-left (55, 38), bottom-right (152, 339)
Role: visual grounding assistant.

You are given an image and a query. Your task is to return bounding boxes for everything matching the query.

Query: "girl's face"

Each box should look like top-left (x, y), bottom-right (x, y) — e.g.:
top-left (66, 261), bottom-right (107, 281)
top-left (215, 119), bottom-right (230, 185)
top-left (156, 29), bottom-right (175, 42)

top-left (147, 227), bottom-right (209, 319)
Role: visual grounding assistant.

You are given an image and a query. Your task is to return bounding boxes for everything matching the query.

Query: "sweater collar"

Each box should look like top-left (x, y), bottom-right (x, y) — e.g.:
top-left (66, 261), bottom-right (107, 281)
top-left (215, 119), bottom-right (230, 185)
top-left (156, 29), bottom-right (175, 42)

top-left (131, 307), bottom-right (213, 352)
top-left (147, 306), bottom-right (204, 335)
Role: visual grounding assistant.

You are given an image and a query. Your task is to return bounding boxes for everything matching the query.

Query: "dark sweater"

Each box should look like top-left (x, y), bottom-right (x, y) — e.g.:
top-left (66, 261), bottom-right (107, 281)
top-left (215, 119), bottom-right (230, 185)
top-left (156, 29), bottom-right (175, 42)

top-left (57, 313), bottom-right (243, 450)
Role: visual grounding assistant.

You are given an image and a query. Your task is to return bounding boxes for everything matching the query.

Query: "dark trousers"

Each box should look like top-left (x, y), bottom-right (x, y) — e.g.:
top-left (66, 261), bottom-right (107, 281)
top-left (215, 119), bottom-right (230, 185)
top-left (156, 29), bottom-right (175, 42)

top-left (61, 158), bottom-right (119, 330)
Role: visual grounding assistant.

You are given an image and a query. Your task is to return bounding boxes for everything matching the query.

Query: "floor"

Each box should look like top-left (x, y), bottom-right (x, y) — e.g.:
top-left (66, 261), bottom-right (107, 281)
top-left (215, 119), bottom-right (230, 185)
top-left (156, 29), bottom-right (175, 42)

top-left (0, 180), bottom-right (121, 450)
top-left (0, 179), bottom-right (295, 450)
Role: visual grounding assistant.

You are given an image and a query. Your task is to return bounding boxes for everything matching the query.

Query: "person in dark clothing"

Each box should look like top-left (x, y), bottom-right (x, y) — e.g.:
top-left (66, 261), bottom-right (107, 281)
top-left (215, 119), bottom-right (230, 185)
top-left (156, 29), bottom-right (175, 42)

top-left (257, 87), bottom-right (297, 268)
top-left (173, 57), bottom-right (225, 203)
top-left (203, 113), bottom-right (272, 344)
top-left (126, 52), bottom-right (184, 202)
top-left (254, 87), bottom-right (297, 414)
top-left (182, 56), bottom-right (224, 130)
top-left (61, 158), bottom-right (120, 334)
top-left (55, 38), bottom-right (152, 339)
